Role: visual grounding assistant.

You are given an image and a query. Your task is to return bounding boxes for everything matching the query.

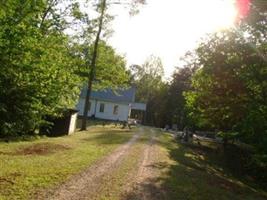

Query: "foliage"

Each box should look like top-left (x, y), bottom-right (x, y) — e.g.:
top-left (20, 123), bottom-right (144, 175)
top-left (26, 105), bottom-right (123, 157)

top-left (130, 55), bottom-right (166, 126)
top-left (0, 0), bottom-right (85, 137)
top-left (130, 55), bottom-right (164, 102)
top-left (165, 65), bottom-right (196, 129)
top-left (177, 4), bottom-right (267, 182)
top-left (80, 0), bottom-right (145, 130)
top-left (0, 0), bottom-right (137, 136)
top-left (130, 54), bottom-right (196, 128)
top-left (184, 8), bottom-right (267, 157)
top-left (75, 41), bottom-right (129, 90)
top-left (94, 41), bottom-right (129, 90)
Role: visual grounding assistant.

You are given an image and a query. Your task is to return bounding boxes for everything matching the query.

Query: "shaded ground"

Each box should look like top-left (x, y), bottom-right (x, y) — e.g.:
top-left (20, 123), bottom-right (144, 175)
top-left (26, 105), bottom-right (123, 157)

top-left (153, 133), bottom-right (267, 200)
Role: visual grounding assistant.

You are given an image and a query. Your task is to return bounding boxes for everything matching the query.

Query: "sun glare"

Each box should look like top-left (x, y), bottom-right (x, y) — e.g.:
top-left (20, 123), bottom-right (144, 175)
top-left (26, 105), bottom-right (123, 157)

top-left (204, 0), bottom-right (237, 30)
top-left (110, 0), bottom-right (239, 78)
top-left (174, 0), bottom-right (237, 32)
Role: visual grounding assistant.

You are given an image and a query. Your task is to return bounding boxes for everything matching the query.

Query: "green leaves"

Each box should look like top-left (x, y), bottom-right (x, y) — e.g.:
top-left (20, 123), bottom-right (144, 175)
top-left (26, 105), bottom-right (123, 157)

top-left (0, 0), bottom-right (140, 136)
top-left (184, 13), bottom-right (267, 155)
top-left (0, 0), bottom-right (82, 137)
top-left (94, 41), bottom-right (129, 90)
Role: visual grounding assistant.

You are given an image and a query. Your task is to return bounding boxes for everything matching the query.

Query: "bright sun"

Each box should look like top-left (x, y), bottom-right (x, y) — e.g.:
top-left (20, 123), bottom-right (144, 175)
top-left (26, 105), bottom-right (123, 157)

top-left (167, 0), bottom-right (237, 33)
top-left (110, 0), bottom-right (239, 77)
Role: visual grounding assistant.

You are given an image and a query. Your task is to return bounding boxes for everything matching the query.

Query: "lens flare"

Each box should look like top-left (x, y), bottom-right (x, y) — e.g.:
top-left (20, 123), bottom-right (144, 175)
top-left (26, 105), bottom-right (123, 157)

top-left (236, 0), bottom-right (251, 19)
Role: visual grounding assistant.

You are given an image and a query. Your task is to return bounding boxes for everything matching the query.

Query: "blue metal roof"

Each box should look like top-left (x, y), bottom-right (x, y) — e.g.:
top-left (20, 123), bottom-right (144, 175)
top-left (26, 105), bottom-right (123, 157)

top-left (80, 87), bottom-right (136, 103)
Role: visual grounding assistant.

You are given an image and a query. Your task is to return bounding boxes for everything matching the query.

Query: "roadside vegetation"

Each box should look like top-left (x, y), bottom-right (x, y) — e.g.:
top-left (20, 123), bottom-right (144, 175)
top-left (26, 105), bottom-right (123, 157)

top-left (129, 1), bottom-right (267, 187)
top-left (0, 125), bottom-right (133, 200)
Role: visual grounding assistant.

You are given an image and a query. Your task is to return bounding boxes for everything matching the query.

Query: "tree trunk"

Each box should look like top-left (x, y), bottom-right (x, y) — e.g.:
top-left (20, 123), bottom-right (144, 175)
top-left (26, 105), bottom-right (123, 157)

top-left (80, 0), bottom-right (107, 131)
top-left (223, 138), bottom-right (228, 152)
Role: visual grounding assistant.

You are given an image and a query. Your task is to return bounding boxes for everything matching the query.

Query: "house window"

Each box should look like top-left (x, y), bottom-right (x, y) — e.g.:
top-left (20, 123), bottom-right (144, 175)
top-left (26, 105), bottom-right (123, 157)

top-left (99, 103), bottom-right (105, 113)
top-left (113, 105), bottom-right (119, 115)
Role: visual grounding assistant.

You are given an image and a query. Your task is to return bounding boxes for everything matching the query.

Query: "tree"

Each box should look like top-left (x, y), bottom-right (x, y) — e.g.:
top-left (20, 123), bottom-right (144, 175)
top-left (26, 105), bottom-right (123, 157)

top-left (76, 40), bottom-right (129, 90)
top-left (130, 55), bottom-right (165, 126)
top-left (0, 0), bottom-right (83, 137)
top-left (80, 0), bottom-right (145, 130)
top-left (166, 65), bottom-right (197, 130)
top-left (81, 0), bottom-right (107, 131)
top-left (0, 0), bottom-right (141, 136)
top-left (184, 15), bottom-right (267, 150)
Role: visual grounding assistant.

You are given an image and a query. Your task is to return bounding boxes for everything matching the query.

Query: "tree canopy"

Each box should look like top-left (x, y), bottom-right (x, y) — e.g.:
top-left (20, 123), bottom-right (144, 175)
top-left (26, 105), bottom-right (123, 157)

top-left (0, 0), bottom-right (137, 136)
top-left (0, 0), bottom-right (83, 136)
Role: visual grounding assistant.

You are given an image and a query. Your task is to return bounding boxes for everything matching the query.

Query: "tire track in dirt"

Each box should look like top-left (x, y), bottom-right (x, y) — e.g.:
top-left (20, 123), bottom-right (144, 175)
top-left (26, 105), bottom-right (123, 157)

top-left (39, 128), bottom-right (143, 200)
top-left (121, 128), bottom-right (166, 200)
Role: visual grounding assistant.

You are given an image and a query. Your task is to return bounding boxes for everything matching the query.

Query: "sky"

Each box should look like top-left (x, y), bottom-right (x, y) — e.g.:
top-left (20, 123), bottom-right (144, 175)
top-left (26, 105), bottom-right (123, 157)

top-left (108, 0), bottom-right (238, 78)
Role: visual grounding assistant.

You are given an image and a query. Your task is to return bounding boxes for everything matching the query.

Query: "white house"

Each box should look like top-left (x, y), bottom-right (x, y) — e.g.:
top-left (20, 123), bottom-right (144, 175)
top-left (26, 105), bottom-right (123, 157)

top-left (76, 87), bottom-right (146, 122)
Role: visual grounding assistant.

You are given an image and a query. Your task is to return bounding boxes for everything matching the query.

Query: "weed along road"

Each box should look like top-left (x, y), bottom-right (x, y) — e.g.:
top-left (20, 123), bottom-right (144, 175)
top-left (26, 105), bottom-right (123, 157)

top-left (0, 126), bottom-right (266, 200)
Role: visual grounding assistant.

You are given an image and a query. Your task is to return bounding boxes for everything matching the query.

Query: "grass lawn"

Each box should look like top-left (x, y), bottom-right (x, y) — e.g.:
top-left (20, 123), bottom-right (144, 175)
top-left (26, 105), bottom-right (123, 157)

top-left (0, 125), bottom-right (133, 200)
top-left (158, 133), bottom-right (267, 200)
top-left (1, 125), bottom-right (266, 200)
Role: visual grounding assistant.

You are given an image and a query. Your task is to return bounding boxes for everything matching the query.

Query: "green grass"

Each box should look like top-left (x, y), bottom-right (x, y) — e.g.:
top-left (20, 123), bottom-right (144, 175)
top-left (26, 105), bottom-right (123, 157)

top-left (1, 126), bottom-right (266, 200)
top-left (0, 125), bottom-right (133, 200)
top-left (157, 133), bottom-right (267, 200)
top-left (75, 118), bottom-right (126, 130)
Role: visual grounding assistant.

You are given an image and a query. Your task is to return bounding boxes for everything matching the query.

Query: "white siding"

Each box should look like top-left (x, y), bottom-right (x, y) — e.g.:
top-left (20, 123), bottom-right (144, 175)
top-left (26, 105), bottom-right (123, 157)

top-left (76, 98), bottom-right (130, 121)
top-left (95, 100), bottom-right (129, 121)
top-left (76, 99), bottom-right (97, 117)
top-left (131, 102), bottom-right (146, 111)
top-left (68, 113), bottom-right (77, 134)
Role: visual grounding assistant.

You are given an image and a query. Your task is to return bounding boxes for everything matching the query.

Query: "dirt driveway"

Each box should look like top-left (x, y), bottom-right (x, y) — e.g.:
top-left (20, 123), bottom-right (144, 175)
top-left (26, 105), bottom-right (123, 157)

top-left (40, 127), bottom-right (167, 200)
top-left (38, 127), bottom-right (267, 200)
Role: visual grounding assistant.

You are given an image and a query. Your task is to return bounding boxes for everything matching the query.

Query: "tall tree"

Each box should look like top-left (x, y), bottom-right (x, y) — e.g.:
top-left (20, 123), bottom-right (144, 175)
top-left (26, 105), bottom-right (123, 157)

top-left (166, 65), bottom-right (196, 129)
top-left (80, 0), bottom-right (145, 130)
top-left (184, 10), bottom-right (267, 149)
top-left (81, 0), bottom-right (107, 131)
top-left (130, 55), bottom-right (165, 125)
top-left (0, 0), bottom-right (83, 137)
